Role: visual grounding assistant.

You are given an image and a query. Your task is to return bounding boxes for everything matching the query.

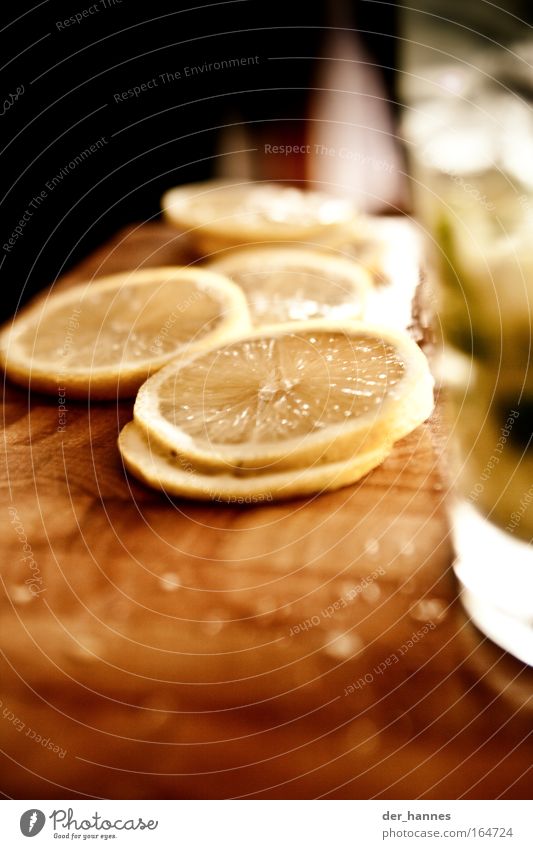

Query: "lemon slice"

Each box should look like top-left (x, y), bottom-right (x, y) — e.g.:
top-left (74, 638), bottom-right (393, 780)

top-left (325, 215), bottom-right (389, 282)
top-left (119, 421), bottom-right (392, 502)
top-left (0, 267), bottom-right (249, 399)
top-left (162, 179), bottom-right (355, 254)
top-left (207, 246), bottom-right (371, 326)
top-left (134, 320), bottom-right (434, 472)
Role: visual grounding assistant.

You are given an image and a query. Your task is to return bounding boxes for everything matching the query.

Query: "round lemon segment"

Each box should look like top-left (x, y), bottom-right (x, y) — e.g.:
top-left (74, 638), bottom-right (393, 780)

top-left (208, 246), bottom-right (371, 326)
top-left (119, 421), bottom-right (392, 502)
top-left (134, 320), bottom-right (434, 472)
top-left (0, 267), bottom-right (250, 399)
top-left (162, 179), bottom-right (356, 254)
top-left (322, 216), bottom-right (389, 281)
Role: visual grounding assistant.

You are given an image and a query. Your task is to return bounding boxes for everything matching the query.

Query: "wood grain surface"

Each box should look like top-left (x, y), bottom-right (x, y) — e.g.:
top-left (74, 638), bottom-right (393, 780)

top-left (1, 222), bottom-right (531, 800)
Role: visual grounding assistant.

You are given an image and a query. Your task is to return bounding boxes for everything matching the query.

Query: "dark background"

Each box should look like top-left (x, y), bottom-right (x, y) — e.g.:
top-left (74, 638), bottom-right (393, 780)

top-left (0, 0), bottom-right (399, 320)
top-left (2, 0), bottom-right (532, 321)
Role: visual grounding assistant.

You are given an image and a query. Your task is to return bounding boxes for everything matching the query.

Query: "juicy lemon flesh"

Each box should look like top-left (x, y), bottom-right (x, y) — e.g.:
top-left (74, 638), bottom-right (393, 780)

top-left (15, 278), bottom-right (228, 371)
top-left (175, 183), bottom-right (353, 232)
top-left (157, 331), bottom-right (405, 450)
top-left (227, 266), bottom-right (364, 324)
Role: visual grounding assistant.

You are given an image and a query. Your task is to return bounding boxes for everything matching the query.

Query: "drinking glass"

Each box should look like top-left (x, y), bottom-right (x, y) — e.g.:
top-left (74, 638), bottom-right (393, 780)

top-left (402, 34), bottom-right (533, 664)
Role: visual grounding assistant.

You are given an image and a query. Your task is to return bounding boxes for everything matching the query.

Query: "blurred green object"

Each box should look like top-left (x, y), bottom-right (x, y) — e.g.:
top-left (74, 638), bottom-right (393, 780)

top-left (400, 4), bottom-right (533, 663)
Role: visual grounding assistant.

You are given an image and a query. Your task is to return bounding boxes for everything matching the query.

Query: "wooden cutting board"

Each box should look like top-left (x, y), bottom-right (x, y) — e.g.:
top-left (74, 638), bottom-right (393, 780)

top-left (1, 221), bottom-right (531, 800)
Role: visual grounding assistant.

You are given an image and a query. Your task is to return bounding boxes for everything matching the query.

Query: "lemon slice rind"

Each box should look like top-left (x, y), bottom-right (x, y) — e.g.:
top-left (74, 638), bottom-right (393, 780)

top-left (119, 420), bottom-right (391, 502)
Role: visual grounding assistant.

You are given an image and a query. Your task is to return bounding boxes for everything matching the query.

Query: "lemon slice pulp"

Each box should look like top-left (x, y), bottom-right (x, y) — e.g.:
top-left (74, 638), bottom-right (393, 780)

top-left (162, 180), bottom-right (355, 254)
top-left (134, 320), bottom-right (434, 472)
top-left (208, 246), bottom-right (371, 326)
top-left (0, 267), bottom-right (249, 398)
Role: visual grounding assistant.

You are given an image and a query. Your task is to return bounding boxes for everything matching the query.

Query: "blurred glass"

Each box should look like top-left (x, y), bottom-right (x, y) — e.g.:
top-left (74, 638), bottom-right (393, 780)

top-left (401, 10), bottom-right (533, 664)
